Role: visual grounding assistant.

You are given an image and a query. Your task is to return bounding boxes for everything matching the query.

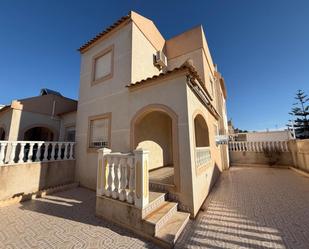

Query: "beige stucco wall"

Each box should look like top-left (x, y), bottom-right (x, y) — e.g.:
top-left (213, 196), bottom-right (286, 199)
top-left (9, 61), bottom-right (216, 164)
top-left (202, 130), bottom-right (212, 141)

top-left (59, 111), bottom-right (76, 141)
top-left (186, 83), bottom-right (223, 216)
top-left (131, 22), bottom-right (162, 83)
top-left (10, 109), bottom-right (61, 141)
top-left (0, 160), bottom-right (75, 201)
top-left (290, 139), bottom-right (309, 172)
top-left (229, 151), bottom-right (293, 166)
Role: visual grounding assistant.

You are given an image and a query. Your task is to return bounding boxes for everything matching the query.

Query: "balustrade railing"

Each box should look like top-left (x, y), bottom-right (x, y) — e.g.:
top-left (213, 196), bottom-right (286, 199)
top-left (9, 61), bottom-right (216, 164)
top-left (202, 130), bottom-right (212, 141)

top-left (0, 141), bottom-right (75, 165)
top-left (195, 147), bottom-right (211, 167)
top-left (97, 148), bottom-right (149, 209)
top-left (228, 141), bottom-right (289, 152)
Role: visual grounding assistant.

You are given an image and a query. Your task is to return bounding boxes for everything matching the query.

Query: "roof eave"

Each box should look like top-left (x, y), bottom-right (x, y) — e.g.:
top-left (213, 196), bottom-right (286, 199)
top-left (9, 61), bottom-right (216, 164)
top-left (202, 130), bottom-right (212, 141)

top-left (78, 14), bottom-right (131, 53)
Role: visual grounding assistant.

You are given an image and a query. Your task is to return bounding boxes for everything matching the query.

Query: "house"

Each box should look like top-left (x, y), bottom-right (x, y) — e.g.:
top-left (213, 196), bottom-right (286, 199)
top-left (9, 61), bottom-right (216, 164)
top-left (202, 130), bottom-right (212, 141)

top-left (230, 130), bottom-right (294, 142)
top-left (0, 89), bottom-right (77, 142)
top-left (75, 11), bottom-right (229, 246)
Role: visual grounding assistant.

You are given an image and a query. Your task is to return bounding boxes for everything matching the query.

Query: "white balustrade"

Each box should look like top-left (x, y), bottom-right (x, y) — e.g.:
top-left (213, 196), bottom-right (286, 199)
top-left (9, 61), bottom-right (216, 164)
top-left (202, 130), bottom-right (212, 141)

top-left (195, 147), bottom-right (211, 167)
top-left (97, 148), bottom-right (149, 209)
top-left (228, 141), bottom-right (290, 153)
top-left (0, 141), bottom-right (75, 166)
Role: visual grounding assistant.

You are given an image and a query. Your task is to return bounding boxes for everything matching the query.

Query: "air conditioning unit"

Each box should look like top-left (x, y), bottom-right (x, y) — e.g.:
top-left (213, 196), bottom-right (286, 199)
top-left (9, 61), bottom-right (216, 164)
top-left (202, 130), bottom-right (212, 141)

top-left (154, 50), bottom-right (167, 69)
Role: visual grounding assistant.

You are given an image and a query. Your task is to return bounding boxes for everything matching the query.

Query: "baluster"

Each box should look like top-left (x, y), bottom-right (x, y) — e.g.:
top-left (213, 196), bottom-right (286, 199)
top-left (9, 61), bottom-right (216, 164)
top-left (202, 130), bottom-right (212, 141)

top-left (105, 156), bottom-right (114, 197)
top-left (258, 142), bottom-right (262, 152)
top-left (284, 141), bottom-right (288, 152)
top-left (269, 141), bottom-right (272, 151)
top-left (247, 142), bottom-right (251, 151)
top-left (272, 141), bottom-right (276, 151)
top-left (127, 157), bottom-right (135, 204)
top-left (43, 142), bottom-right (49, 162)
top-left (35, 142), bottom-right (43, 162)
top-left (27, 142), bottom-right (34, 162)
top-left (260, 142), bottom-right (264, 152)
top-left (252, 142), bottom-right (256, 152)
top-left (279, 141), bottom-right (284, 152)
top-left (0, 142), bottom-right (8, 164)
top-left (112, 157), bottom-right (120, 199)
top-left (55, 142), bottom-right (60, 160)
top-left (63, 143), bottom-right (69, 160)
top-left (60, 142), bottom-right (64, 160)
top-left (9, 142), bottom-right (18, 164)
top-left (18, 142), bottom-right (26, 163)
top-left (69, 142), bottom-right (74, 159)
top-left (119, 158), bottom-right (128, 201)
top-left (50, 142), bottom-right (56, 161)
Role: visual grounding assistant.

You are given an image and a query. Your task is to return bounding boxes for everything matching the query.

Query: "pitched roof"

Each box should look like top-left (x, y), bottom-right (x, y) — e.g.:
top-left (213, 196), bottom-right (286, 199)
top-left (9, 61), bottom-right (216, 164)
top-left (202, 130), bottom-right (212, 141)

top-left (78, 14), bottom-right (131, 53)
top-left (78, 11), bottom-right (165, 53)
top-left (40, 88), bottom-right (62, 97)
top-left (126, 61), bottom-right (212, 99)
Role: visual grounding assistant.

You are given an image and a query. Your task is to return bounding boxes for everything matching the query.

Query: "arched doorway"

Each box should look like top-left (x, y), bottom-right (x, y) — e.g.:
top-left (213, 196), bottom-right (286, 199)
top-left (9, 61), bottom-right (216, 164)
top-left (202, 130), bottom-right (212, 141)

top-left (131, 105), bottom-right (179, 187)
top-left (23, 127), bottom-right (54, 141)
top-left (0, 127), bottom-right (5, 140)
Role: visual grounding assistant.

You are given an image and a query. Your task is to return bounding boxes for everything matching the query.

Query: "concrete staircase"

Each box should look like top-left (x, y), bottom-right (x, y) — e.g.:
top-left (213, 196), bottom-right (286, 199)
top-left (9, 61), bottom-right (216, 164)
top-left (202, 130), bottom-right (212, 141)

top-left (142, 192), bottom-right (190, 248)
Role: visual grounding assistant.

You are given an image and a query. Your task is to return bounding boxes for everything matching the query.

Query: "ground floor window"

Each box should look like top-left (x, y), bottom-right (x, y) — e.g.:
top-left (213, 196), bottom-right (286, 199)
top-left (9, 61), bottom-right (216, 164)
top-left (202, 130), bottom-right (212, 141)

top-left (65, 126), bottom-right (76, 142)
top-left (88, 113), bottom-right (111, 149)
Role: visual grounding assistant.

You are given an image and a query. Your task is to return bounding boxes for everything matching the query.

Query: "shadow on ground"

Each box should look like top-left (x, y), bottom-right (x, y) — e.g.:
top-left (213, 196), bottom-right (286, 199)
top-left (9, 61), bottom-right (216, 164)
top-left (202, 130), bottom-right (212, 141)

top-left (175, 166), bottom-right (309, 249)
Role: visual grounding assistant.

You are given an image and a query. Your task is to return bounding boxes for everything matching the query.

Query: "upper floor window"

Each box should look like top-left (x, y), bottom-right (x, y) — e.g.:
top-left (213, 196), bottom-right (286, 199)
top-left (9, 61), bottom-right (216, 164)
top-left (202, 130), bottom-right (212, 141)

top-left (92, 45), bottom-right (114, 85)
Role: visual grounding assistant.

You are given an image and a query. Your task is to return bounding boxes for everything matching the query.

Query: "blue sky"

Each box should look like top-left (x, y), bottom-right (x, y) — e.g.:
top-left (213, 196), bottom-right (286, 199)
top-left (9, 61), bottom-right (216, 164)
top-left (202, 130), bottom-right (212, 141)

top-left (0, 0), bottom-right (308, 131)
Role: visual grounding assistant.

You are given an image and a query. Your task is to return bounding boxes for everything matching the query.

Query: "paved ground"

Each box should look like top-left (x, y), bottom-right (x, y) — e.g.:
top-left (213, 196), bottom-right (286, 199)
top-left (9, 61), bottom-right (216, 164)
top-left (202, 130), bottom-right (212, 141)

top-left (0, 166), bottom-right (308, 249)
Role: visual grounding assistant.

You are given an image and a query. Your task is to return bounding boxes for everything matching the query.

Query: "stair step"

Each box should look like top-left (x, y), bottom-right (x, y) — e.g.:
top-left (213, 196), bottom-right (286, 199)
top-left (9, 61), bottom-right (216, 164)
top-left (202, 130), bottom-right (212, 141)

top-left (144, 201), bottom-right (178, 233)
top-left (155, 211), bottom-right (190, 246)
top-left (142, 191), bottom-right (166, 218)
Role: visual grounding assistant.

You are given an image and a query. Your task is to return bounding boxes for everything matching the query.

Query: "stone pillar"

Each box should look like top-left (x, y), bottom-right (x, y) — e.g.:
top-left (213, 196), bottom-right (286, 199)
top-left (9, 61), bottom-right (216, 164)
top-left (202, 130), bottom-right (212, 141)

top-left (133, 149), bottom-right (149, 209)
top-left (97, 148), bottom-right (111, 196)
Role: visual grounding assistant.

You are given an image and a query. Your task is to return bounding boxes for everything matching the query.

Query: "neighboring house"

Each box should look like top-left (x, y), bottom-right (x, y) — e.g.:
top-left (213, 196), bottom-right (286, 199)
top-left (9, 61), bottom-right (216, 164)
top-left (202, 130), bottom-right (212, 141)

top-left (75, 10), bottom-right (229, 222)
top-left (232, 130), bottom-right (294, 142)
top-left (0, 89), bottom-right (77, 142)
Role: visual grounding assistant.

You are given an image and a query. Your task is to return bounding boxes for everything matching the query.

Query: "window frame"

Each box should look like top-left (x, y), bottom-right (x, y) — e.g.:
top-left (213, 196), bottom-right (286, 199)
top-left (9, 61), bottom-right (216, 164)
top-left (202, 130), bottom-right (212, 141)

top-left (87, 112), bottom-right (112, 153)
top-left (64, 124), bottom-right (76, 142)
top-left (91, 45), bottom-right (114, 86)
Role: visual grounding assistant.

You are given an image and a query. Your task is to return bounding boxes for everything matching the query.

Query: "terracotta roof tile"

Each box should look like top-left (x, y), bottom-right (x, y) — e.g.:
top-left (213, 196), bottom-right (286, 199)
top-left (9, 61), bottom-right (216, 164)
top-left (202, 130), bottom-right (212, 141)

top-left (126, 61), bottom-right (212, 100)
top-left (78, 14), bottom-right (131, 53)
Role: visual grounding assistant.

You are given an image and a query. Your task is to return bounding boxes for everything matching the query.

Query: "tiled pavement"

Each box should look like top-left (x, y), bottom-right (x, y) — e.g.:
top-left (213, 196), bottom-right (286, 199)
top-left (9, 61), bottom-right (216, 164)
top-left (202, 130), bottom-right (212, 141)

top-left (0, 166), bottom-right (308, 249)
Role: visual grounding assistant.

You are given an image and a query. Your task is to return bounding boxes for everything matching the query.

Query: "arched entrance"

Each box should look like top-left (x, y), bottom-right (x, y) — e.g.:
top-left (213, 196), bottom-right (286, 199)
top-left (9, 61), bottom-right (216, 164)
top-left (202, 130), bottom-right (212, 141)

top-left (23, 126), bottom-right (54, 141)
top-left (131, 104), bottom-right (179, 187)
